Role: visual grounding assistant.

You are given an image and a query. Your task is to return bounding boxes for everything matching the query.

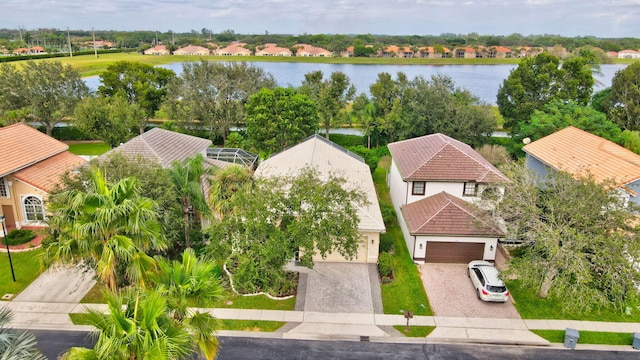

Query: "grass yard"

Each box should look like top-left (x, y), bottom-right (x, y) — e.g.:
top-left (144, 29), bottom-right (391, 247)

top-left (506, 280), bottom-right (640, 323)
top-left (374, 158), bottom-right (432, 316)
top-left (0, 248), bottom-right (45, 298)
top-left (67, 142), bottom-right (111, 156)
top-left (218, 292), bottom-right (296, 311)
top-left (531, 329), bottom-right (635, 346)
top-left (218, 319), bottom-right (286, 332)
top-left (393, 325), bottom-right (436, 337)
top-left (79, 282), bottom-right (107, 303)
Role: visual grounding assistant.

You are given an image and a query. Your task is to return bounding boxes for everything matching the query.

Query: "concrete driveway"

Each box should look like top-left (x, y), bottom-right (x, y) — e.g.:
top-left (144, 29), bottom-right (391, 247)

top-left (420, 263), bottom-right (521, 319)
top-left (293, 262), bottom-right (382, 314)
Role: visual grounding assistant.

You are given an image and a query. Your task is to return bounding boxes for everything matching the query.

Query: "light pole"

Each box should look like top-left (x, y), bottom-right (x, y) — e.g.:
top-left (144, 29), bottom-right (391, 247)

top-left (0, 215), bottom-right (16, 282)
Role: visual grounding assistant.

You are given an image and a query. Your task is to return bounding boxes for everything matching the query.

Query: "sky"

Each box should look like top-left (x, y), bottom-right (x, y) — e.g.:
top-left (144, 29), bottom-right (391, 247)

top-left (2, 0), bottom-right (639, 38)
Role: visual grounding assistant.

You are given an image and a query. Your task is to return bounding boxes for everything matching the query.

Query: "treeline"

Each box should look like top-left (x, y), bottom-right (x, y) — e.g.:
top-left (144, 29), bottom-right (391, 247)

top-left (2, 28), bottom-right (640, 54)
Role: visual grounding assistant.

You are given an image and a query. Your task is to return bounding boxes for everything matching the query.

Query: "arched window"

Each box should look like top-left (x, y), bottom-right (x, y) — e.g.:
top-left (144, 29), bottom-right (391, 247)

top-left (23, 196), bottom-right (45, 222)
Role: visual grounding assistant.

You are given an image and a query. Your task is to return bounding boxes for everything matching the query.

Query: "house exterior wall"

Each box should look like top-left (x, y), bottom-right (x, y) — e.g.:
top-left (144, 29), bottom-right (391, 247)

top-left (311, 231), bottom-right (381, 263)
top-left (0, 175), bottom-right (48, 227)
top-left (396, 210), bottom-right (416, 259)
top-left (388, 158), bottom-right (407, 212)
top-left (413, 235), bottom-right (498, 263)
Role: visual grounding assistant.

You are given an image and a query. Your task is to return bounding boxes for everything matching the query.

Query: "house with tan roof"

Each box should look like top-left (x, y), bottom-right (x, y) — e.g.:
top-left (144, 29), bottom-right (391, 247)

top-left (213, 43), bottom-right (251, 56)
top-left (173, 45), bottom-right (210, 56)
top-left (417, 46), bottom-right (450, 58)
top-left (294, 44), bottom-right (333, 57)
top-left (387, 133), bottom-right (508, 263)
top-left (255, 43), bottom-right (292, 57)
top-left (143, 45), bottom-right (170, 55)
top-left (523, 126), bottom-right (640, 206)
top-left (454, 47), bottom-right (479, 59)
top-left (255, 135), bottom-right (385, 263)
top-left (0, 124), bottom-right (86, 229)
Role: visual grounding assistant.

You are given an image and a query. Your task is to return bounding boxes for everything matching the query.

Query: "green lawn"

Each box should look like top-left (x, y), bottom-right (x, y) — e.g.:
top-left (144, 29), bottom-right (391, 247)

top-left (393, 325), bottom-right (436, 337)
top-left (507, 280), bottom-right (640, 322)
top-left (218, 293), bottom-right (296, 311)
top-left (0, 248), bottom-right (45, 298)
top-left (531, 329), bottom-right (635, 346)
top-left (79, 282), bottom-right (107, 303)
top-left (67, 142), bottom-right (111, 156)
top-left (374, 159), bottom-right (432, 316)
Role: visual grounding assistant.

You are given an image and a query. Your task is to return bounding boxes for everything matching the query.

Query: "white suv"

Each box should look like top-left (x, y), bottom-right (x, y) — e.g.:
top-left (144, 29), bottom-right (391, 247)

top-left (468, 260), bottom-right (510, 302)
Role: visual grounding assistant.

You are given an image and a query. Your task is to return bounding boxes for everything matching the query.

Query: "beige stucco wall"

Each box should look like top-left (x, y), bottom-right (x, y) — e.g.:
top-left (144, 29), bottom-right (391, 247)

top-left (312, 231), bottom-right (381, 263)
top-left (0, 175), bottom-right (48, 227)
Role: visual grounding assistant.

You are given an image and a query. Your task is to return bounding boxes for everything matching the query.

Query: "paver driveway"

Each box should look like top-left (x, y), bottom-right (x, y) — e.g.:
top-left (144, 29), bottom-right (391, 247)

top-left (420, 263), bottom-right (521, 319)
top-left (299, 262), bottom-right (382, 314)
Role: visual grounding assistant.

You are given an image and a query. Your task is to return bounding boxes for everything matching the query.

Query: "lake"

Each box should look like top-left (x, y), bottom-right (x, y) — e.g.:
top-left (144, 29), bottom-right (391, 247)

top-left (84, 62), bottom-right (627, 105)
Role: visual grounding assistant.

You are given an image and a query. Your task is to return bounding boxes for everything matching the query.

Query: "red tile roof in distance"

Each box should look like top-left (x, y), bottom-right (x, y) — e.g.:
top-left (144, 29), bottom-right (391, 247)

top-left (387, 133), bottom-right (508, 183)
top-left (401, 192), bottom-right (504, 236)
top-left (0, 123), bottom-right (68, 177)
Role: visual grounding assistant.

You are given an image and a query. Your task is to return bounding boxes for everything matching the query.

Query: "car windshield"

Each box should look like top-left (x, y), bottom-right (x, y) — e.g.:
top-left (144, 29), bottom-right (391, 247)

top-left (487, 285), bottom-right (507, 293)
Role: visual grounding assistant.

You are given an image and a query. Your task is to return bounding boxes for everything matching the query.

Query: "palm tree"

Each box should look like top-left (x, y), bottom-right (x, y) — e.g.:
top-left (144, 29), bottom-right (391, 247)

top-left (47, 168), bottom-right (167, 291)
top-left (0, 307), bottom-right (46, 360)
top-left (208, 165), bottom-right (254, 222)
top-left (169, 154), bottom-right (213, 249)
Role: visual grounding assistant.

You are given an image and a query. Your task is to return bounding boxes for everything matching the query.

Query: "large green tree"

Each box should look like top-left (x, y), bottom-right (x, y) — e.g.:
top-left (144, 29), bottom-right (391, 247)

top-left (299, 71), bottom-right (356, 139)
top-left (495, 164), bottom-right (640, 313)
top-left (47, 168), bottom-right (167, 290)
top-left (520, 100), bottom-right (621, 142)
top-left (98, 61), bottom-right (176, 134)
top-left (74, 95), bottom-right (144, 147)
top-left (497, 53), bottom-right (594, 131)
top-left (245, 87), bottom-right (319, 154)
top-left (0, 61), bottom-right (89, 135)
top-left (208, 168), bottom-right (365, 295)
top-left (0, 307), bottom-right (46, 360)
top-left (168, 154), bottom-right (213, 250)
top-left (164, 61), bottom-right (276, 141)
top-left (609, 62), bottom-right (640, 131)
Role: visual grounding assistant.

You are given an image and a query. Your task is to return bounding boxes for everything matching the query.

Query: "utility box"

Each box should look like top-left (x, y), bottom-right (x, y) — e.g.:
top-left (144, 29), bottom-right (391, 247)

top-left (633, 333), bottom-right (640, 350)
top-left (563, 328), bottom-right (579, 350)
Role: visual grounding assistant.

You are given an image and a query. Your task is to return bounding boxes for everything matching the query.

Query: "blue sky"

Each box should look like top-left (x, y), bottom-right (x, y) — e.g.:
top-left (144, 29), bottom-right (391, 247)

top-left (3, 0), bottom-right (639, 38)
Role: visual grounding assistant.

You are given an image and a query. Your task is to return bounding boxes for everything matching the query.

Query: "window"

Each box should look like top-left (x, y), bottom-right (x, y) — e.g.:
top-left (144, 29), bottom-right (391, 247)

top-left (412, 181), bottom-right (426, 195)
top-left (0, 177), bottom-right (7, 198)
top-left (23, 196), bottom-right (45, 222)
top-left (463, 182), bottom-right (478, 197)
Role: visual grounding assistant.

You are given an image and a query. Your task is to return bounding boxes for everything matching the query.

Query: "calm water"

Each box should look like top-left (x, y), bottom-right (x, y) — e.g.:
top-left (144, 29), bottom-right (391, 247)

top-left (84, 62), bottom-right (626, 105)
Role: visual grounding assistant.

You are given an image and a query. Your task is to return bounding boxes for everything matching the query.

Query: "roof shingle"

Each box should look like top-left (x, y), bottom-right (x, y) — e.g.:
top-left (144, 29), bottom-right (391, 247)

top-left (387, 133), bottom-right (508, 183)
top-left (401, 192), bottom-right (503, 236)
top-left (13, 151), bottom-right (86, 193)
top-left (0, 123), bottom-right (68, 177)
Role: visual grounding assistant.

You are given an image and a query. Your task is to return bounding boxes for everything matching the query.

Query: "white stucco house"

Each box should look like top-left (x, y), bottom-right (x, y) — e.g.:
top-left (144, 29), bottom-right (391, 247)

top-left (255, 135), bottom-right (386, 263)
top-left (387, 133), bottom-right (508, 263)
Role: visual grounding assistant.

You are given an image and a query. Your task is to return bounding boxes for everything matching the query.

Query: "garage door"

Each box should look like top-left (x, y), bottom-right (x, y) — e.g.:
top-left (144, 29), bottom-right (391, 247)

top-left (425, 242), bottom-right (484, 263)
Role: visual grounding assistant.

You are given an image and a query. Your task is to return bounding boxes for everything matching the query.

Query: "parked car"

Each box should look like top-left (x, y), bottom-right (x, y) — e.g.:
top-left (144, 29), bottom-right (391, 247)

top-left (468, 260), bottom-right (509, 302)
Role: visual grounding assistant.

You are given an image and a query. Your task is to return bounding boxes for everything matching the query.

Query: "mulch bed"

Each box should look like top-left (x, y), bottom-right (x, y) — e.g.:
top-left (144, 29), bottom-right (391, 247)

top-left (0, 226), bottom-right (46, 252)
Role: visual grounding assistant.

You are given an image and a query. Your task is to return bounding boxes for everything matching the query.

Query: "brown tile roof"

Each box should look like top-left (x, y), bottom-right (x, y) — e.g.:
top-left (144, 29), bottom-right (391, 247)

top-left (387, 133), bottom-right (508, 183)
top-left (0, 123), bottom-right (69, 177)
top-left (174, 45), bottom-right (210, 55)
top-left (13, 151), bottom-right (86, 193)
top-left (103, 128), bottom-right (212, 168)
top-left (523, 126), bottom-right (640, 186)
top-left (401, 192), bottom-right (504, 236)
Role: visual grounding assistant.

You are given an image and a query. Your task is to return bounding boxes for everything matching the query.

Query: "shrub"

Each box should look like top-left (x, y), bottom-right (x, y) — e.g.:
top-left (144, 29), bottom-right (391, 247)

top-left (2, 229), bottom-right (36, 246)
top-left (378, 251), bottom-right (394, 280)
top-left (379, 233), bottom-right (394, 253)
top-left (379, 202), bottom-right (397, 227)
top-left (475, 144), bottom-right (512, 167)
top-left (328, 134), bottom-right (365, 148)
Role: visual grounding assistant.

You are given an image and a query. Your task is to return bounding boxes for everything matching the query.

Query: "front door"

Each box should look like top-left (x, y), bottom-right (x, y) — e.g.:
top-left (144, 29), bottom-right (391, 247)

top-left (1, 205), bottom-right (16, 230)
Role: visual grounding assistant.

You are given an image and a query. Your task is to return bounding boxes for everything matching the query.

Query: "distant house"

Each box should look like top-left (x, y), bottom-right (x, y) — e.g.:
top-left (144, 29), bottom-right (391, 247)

top-left (387, 133), bottom-right (508, 263)
top-left (515, 46), bottom-right (544, 58)
top-left (143, 45), bottom-right (170, 55)
top-left (0, 124), bottom-right (86, 229)
top-left (173, 45), bottom-right (210, 56)
top-left (340, 46), bottom-right (354, 58)
top-left (294, 44), bottom-right (333, 57)
top-left (486, 46), bottom-right (512, 58)
top-left (256, 135), bottom-right (385, 263)
top-left (213, 43), bottom-right (251, 56)
top-left (618, 49), bottom-right (640, 59)
top-left (255, 43), bottom-right (292, 56)
top-left (380, 45), bottom-right (414, 58)
top-left (523, 126), bottom-right (640, 207)
top-left (417, 46), bottom-right (450, 58)
top-left (455, 47), bottom-right (478, 58)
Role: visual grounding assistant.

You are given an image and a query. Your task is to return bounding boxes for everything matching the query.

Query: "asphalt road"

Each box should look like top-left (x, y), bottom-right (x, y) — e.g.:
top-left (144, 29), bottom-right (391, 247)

top-left (32, 330), bottom-right (639, 360)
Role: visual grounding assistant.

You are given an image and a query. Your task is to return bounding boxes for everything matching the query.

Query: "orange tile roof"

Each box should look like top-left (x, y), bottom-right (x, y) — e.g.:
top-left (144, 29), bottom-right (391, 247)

top-left (401, 192), bottom-right (504, 236)
top-left (388, 133), bottom-right (508, 183)
top-left (13, 151), bottom-right (86, 193)
top-left (523, 126), bottom-right (640, 186)
top-left (0, 123), bottom-right (68, 177)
